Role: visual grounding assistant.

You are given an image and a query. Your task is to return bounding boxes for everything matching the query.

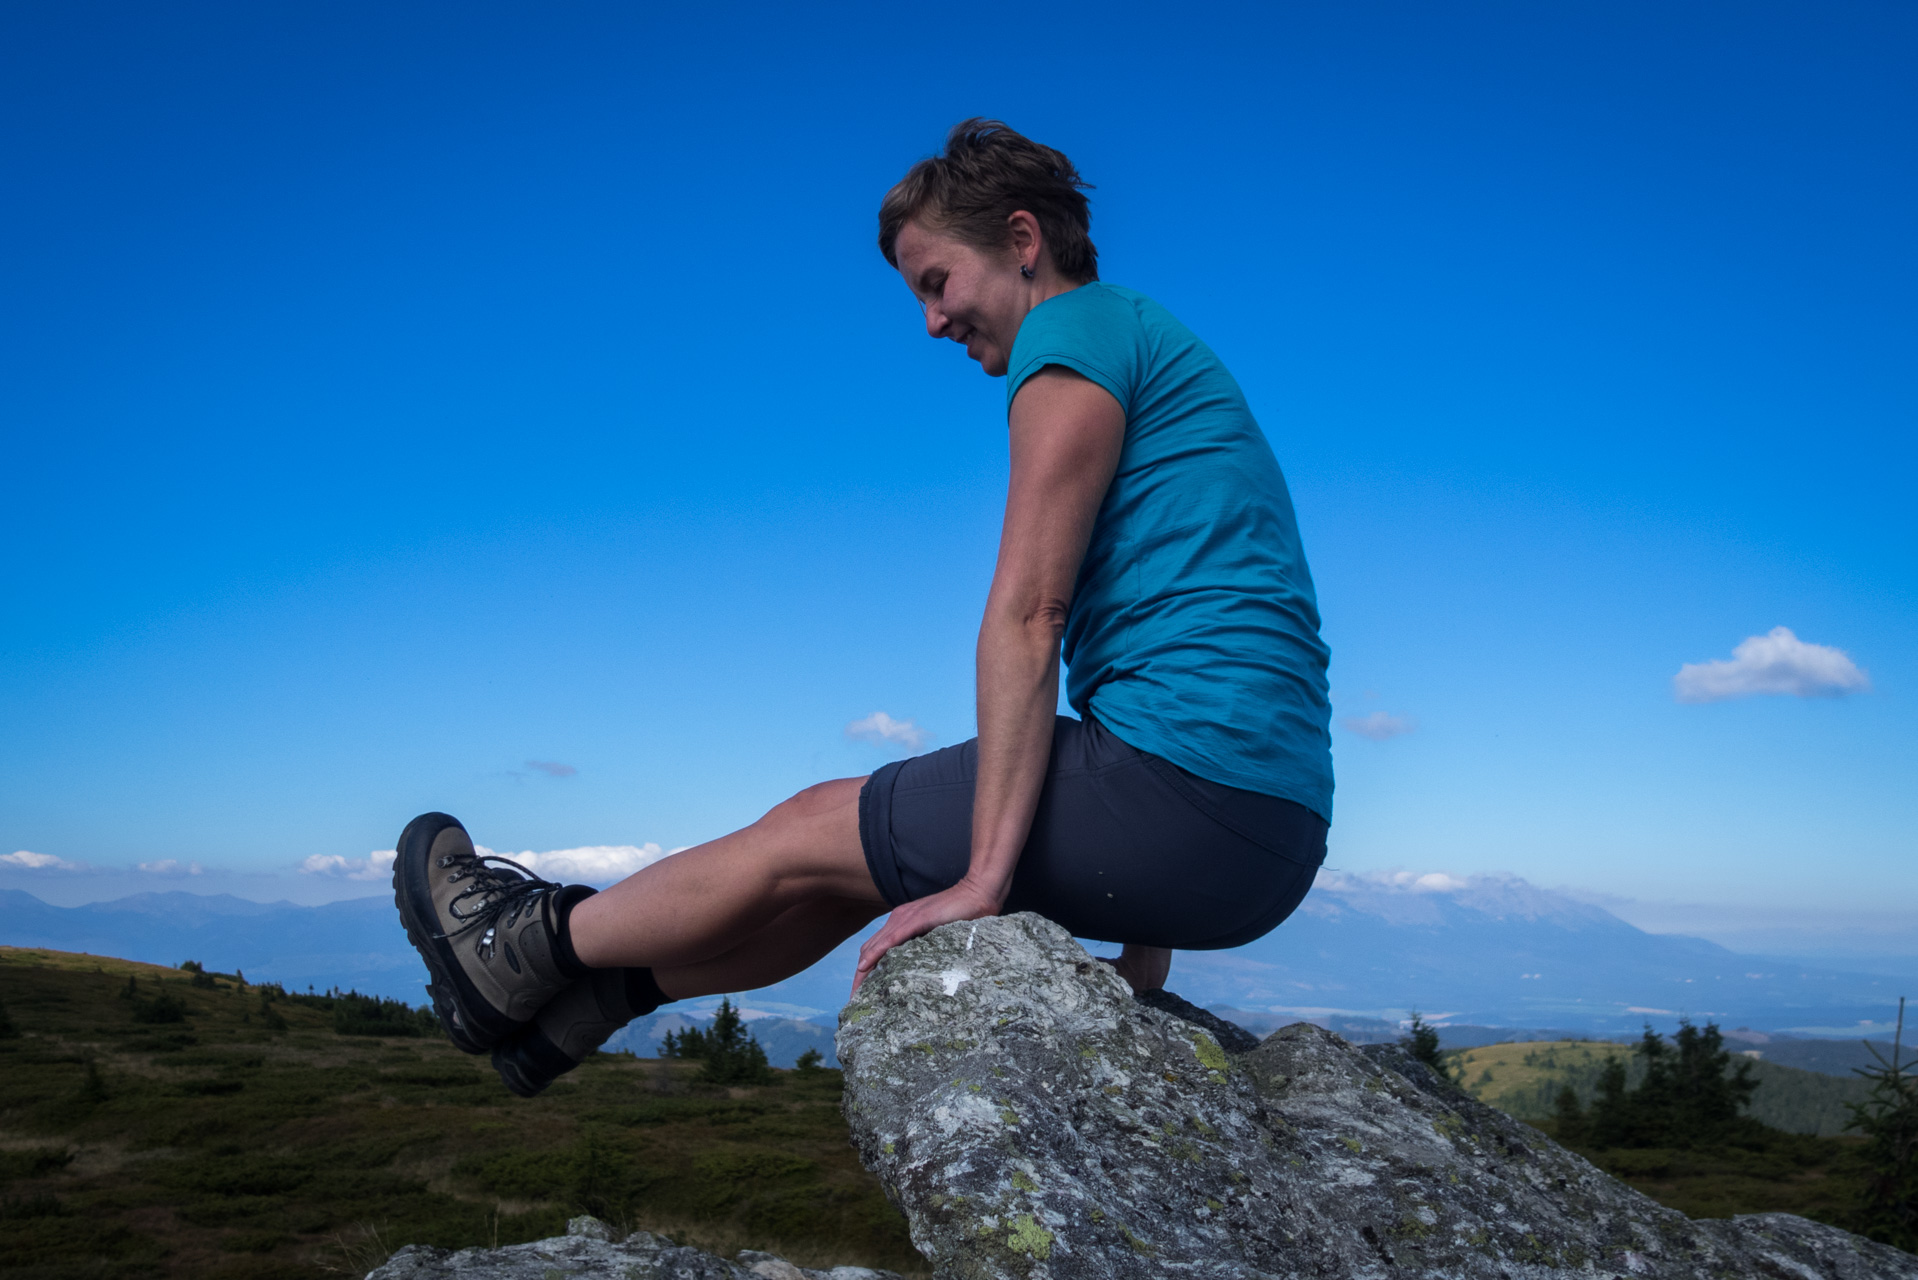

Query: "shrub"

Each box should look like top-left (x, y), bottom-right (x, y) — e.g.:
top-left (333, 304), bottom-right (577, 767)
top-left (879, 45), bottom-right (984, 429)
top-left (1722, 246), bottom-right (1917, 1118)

top-left (332, 992), bottom-right (439, 1038)
top-left (1845, 998), bottom-right (1917, 1251)
top-left (131, 991), bottom-right (189, 1024)
top-left (794, 1048), bottom-right (824, 1074)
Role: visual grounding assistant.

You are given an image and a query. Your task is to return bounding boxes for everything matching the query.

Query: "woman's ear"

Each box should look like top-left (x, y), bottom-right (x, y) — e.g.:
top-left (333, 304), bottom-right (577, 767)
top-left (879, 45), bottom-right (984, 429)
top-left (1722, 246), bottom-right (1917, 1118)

top-left (1005, 209), bottom-right (1044, 275)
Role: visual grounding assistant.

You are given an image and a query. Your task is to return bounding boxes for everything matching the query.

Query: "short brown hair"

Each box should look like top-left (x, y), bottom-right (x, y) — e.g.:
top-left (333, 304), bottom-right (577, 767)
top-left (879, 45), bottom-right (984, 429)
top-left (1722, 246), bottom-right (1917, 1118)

top-left (878, 119), bottom-right (1098, 283)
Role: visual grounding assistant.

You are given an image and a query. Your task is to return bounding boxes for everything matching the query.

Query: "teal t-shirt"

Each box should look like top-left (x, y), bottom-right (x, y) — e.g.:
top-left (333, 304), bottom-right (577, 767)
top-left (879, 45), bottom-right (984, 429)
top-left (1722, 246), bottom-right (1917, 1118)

top-left (1006, 283), bottom-right (1333, 821)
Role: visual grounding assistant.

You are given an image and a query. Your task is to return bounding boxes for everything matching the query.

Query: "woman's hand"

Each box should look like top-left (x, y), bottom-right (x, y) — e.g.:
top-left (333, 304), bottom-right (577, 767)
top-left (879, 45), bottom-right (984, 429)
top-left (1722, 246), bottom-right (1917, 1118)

top-left (851, 878), bottom-right (1002, 993)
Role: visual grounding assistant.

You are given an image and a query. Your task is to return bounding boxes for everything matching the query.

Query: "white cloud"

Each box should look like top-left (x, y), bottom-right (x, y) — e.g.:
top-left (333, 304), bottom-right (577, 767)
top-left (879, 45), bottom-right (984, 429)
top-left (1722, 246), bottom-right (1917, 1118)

top-left (525, 760), bottom-right (578, 778)
top-left (845, 711), bottom-right (932, 754)
top-left (477, 843), bottom-right (676, 884)
top-left (1340, 711), bottom-right (1416, 741)
top-left (299, 849), bottom-right (398, 881)
top-left (136, 859), bottom-right (204, 876)
top-left (1317, 869), bottom-right (1468, 894)
top-left (1673, 626), bottom-right (1869, 703)
top-left (298, 843), bottom-right (679, 887)
top-left (1, 850), bottom-right (87, 873)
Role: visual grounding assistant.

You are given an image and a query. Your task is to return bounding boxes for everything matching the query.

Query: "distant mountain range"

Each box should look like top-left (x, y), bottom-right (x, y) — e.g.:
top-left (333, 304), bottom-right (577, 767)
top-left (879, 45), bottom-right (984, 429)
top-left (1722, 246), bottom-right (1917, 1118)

top-left (4, 874), bottom-right (1910, 1064)
top-left (0, 889), bottom-right (420, 999)
top-left (1165, 872), bottom-right (1913, 1039)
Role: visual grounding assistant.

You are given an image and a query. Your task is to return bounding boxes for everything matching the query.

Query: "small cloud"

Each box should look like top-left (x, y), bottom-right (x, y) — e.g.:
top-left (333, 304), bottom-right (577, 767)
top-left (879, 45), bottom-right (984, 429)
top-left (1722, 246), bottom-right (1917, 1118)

top-left (1313, 869), bottom-right (1469, 893)
top-left (1674, 626), bottom-right (1869, 703)
top-left (1340, 711), bottom-right (1416, 741)
top-left (478, 843), bottom-right (675, 885)
top-left (136, 859), bottom-right (204, 876)
top-left (299, 850), bottom-right (397, 881)
top-left (526, 760), bottom-right (578, 778)
top-left (298, 843), bottom-right (679, 887)
top-left (1, 850), bottom-right (87, 873)
top-left (845, 711), bottom-right (932, 754)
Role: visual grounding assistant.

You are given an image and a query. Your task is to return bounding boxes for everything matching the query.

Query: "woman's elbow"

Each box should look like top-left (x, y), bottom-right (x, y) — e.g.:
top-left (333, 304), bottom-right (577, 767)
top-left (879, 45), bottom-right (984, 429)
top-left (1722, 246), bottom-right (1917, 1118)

top-left (1023, 597), bottom-right (1071, 640)
top-left (983, 594), bottom-right (1071, 646)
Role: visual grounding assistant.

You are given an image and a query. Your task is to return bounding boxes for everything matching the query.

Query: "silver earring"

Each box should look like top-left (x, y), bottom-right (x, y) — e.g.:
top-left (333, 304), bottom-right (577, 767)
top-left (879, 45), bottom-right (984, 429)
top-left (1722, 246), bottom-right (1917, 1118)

top-left (1020, 264), bottom-right (1035, 279)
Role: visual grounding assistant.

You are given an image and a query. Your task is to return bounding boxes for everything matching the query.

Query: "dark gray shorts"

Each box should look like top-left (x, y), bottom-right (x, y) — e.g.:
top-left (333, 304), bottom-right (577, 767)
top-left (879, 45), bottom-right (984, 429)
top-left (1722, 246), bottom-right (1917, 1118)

top-left (858, 715), bottom-right (1327, 950)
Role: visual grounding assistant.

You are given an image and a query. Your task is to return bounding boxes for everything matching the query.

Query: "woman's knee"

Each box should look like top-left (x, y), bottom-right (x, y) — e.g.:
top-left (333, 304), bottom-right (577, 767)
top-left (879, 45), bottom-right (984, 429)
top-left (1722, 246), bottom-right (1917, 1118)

top-left (762, 775), bottom-right (865, 824)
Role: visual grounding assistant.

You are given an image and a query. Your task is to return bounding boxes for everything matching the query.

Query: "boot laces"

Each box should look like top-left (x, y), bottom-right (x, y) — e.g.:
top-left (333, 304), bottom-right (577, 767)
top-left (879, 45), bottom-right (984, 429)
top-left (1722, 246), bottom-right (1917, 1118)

top-left (433, 853), bottom-right (559, 957)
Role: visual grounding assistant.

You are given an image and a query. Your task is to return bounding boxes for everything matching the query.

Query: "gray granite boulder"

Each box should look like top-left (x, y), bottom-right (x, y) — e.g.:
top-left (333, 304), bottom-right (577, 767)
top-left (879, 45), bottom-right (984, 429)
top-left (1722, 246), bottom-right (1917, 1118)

top-left (835, 912), bottom-right (1918, 1280)
top-left (366, 1214), bottom-right (903, 1280)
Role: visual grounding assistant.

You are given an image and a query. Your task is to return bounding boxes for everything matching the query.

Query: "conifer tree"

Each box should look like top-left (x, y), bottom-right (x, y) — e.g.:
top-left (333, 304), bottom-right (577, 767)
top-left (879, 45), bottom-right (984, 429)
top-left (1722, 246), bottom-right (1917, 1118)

top-left (1846, 997), bottom-right (1917, 1251)
top-left (1399, 1012), bottom-right (1451, 1077)
top-left (1553, 1085), bottom-right (1586, 1144)
top-left (700, 997), bottom-right (772, 1085)
top-left (1587, 1021), bottom-right (1757, 1149)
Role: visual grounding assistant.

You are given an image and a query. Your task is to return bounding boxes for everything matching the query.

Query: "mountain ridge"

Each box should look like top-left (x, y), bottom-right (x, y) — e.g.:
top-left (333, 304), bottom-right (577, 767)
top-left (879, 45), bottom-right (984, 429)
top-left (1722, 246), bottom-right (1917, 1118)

top-left (3, 876), bottom-right (1909, 1042)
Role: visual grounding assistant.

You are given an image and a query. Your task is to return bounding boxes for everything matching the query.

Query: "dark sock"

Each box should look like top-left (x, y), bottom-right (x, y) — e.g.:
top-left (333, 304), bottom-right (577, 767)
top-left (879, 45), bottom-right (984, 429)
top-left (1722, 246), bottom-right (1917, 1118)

top-left (624, 967), bottom-right (668, 1016)
top-left (548, 884), bottom-right (598, 980)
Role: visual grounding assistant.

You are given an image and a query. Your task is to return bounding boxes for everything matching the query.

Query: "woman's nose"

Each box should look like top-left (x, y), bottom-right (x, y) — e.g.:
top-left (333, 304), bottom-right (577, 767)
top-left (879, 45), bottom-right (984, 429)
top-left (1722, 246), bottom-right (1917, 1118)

top-left (922, 303), bottom-right (949, 339)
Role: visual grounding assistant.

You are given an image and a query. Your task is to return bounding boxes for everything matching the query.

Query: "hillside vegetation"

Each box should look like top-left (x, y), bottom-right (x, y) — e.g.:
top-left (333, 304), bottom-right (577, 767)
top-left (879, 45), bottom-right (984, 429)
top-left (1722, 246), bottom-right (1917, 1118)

top-left (1448, 1038), bottom-right (1873, 1135)
top-left (0, 947), bottom-right (921, 1280)
top-left (1447, 1037), bottom-right (1876, 1226)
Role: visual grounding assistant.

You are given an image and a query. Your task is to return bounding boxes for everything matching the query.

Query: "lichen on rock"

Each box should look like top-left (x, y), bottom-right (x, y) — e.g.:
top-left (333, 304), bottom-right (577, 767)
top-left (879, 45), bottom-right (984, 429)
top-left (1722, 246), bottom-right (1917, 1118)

top-left (836, 912), bottom-right (1918, 1280)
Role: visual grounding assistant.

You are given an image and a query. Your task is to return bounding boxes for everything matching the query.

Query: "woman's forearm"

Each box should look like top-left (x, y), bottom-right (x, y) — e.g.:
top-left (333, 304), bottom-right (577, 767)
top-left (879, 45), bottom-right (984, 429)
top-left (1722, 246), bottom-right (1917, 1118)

top-left (966, 599), bottom-right (1066, 904)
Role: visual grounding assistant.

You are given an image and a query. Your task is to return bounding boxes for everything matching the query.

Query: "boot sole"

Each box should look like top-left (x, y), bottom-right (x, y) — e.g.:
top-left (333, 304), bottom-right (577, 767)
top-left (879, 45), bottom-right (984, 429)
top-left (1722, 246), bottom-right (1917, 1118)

top-left (393, 811), bottom-right (517, 1055)
top-left (491, 1027), bottom-right (579, 1098)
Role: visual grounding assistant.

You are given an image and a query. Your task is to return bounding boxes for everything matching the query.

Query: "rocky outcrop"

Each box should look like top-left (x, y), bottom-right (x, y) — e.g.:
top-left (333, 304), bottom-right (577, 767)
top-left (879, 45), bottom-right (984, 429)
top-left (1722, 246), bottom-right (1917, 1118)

top-left (836, 912), bottom-right (1918, 1280)
top-left (366, 1214), bottom-right (904, 1280)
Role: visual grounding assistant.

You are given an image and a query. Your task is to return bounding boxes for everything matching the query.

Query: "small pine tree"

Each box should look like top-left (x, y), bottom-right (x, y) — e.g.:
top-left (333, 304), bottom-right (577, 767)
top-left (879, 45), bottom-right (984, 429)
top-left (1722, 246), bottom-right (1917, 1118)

top-left (1400, 1012), bottom-right (1451, 1077)
top-left (700, 998), bottom-right (772, 1085)
top-left (661, 1024), bottom-right (710, 1059)
top-left (1553, 1085), bottom-right (1586, 1144)
top-left (1846, 997), bottom-right (1917, 1251)
top-left (1587, 1053), bottom-right (1634, 1146)
top-left (658, 1000), bottom-right (771, 1083)
top-left (794, 1048), bottom-right (824, 1074)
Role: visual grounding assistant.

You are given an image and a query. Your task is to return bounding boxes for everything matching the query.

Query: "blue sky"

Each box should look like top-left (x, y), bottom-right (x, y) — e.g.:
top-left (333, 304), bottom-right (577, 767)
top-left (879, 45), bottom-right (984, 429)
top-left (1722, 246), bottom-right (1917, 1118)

top-left (2, 2), bottom-right (1913, 957)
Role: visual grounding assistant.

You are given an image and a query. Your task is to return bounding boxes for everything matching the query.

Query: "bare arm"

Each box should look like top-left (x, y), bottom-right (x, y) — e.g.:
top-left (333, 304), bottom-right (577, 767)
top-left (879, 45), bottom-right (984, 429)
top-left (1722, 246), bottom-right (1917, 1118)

top-left (854, 366), bottom-right (1124, 988)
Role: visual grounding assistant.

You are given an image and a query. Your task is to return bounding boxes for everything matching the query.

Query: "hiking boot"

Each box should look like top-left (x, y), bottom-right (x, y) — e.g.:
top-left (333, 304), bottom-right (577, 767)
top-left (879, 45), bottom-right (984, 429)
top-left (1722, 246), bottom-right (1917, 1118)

top-left (393, 811), bottom-right (591, 1054)
top-left (491, 967), bottom-right (668, 1097)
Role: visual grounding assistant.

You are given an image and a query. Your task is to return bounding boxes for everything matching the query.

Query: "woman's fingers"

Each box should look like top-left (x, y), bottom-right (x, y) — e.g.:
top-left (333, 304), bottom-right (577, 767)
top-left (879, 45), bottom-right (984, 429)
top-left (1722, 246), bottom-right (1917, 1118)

top-left (850, 884), bottom-right (997, 993)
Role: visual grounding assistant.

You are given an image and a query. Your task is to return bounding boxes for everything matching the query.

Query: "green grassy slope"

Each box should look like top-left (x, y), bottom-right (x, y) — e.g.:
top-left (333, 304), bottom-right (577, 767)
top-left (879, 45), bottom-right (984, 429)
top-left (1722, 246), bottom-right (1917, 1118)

top-left (1446, 1039), bottom-right (1873, 1135)
top-left (0, 947), bottom-right (921, 1280)
top-left (1444, 1039), bottom-right (1876, 1226)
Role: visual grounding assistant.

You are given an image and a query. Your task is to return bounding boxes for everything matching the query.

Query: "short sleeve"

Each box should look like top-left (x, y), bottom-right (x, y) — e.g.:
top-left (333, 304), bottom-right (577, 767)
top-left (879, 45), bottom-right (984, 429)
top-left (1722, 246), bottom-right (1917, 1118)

top-left (1004, 285), bottom-right (1139, 415)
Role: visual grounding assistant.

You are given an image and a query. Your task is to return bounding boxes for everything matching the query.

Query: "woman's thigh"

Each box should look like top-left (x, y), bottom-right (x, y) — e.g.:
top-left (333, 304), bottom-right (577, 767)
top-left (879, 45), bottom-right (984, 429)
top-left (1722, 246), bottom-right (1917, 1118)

top-left (858, 716), bottom-right (1327, 950)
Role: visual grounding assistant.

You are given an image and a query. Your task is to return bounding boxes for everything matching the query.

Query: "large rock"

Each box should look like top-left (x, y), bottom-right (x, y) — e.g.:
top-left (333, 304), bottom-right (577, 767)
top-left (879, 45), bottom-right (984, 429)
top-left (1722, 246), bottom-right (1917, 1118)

top-left (366, 1214), bottom-right (903, 1280)
top-left (836, 912), bottom-right (1917, 1280)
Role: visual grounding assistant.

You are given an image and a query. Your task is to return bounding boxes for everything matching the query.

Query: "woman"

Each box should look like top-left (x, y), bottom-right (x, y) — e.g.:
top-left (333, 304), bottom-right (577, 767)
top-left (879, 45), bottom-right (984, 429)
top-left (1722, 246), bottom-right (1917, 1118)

top-left (394, 120), bottom-right (1333, 1097)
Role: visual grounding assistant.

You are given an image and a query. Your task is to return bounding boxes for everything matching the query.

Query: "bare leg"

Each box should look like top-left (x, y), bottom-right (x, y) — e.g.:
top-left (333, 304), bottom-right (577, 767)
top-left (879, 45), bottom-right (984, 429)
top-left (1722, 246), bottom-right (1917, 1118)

top-left (1106, 943), bottom-right (1171, 993)
top-left (654, 897), bottom-right (886, 1001)
top-left (567, 776), bottom-right (883, 971)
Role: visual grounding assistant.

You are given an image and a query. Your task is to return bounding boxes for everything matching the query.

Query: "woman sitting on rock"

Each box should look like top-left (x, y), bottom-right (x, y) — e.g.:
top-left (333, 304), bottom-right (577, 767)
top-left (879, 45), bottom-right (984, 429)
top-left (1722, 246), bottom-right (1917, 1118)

top-left (394, 119), bottom-right (1334, 1096)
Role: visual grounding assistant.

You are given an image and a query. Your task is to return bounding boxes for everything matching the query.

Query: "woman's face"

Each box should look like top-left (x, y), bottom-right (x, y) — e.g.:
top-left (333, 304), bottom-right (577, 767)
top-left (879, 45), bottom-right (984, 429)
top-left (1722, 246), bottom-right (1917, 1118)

top-left (894, 219), bottom-right (1031, 378)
